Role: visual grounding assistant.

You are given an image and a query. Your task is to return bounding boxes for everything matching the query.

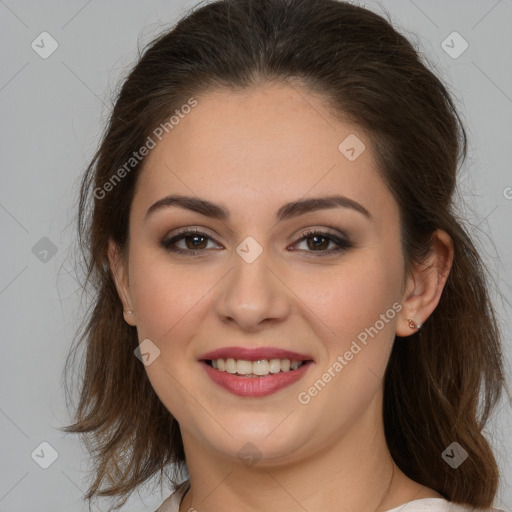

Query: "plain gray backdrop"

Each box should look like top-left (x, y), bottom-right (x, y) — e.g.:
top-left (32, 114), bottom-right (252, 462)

top-left (1, 1), bottom-right (511, 511)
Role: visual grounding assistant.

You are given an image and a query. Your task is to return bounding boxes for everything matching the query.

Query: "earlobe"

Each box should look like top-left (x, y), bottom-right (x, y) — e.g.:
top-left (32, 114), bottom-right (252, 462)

top-left (396, 229), bottom-right (454, 338)
top-left (107, 239), bottom-right (137, 326)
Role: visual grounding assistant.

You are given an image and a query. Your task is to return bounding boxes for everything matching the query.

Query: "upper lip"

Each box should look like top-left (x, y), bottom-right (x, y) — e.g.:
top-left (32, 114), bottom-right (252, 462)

top-left (199, 346), bottom-right (314, 362)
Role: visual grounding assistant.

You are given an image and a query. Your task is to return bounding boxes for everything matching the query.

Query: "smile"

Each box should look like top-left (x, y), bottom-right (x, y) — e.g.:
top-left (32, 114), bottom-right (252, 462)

top-left (207, 357), bottom-right (306, 376)
top-left (200, 359), bottom-right (314, 397)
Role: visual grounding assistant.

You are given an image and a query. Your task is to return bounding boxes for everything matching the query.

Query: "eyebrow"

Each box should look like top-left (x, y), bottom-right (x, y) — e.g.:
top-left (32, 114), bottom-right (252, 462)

top-left (145, 194), bottom-right (372, 222)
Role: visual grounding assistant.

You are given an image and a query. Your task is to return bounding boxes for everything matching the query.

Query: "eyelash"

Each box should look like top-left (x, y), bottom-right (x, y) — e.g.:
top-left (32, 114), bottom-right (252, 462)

top-left (160, 228), bottom-right (352, 258)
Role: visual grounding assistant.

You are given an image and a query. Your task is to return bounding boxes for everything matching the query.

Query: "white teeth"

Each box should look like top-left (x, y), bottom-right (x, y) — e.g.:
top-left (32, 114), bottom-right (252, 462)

top-left (253, 360), bottom-right (269, 376)
top-left (268, 359), bottom-right (282, 373)
top-left (290, 360), bottom-right (301, 370)
top-left (208, 358), bottom-right (305, 376)
top-left (236, 359), bottom-right (253, 374)
top-left (226, 358), bottom-right (237, 374)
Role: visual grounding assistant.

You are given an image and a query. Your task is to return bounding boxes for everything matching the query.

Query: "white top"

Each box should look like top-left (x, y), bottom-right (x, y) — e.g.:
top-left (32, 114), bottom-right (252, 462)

top-left (155, 486), bottom-right (503, 512)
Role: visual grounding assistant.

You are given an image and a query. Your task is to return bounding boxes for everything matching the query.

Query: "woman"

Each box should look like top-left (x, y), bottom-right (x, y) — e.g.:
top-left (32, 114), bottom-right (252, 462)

top-left (62, 1), bottom-right (509, 511)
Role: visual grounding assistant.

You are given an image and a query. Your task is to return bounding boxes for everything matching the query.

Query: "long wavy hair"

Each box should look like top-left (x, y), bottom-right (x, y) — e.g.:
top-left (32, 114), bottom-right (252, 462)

top-left (62, 0), bottom-right (510, 509)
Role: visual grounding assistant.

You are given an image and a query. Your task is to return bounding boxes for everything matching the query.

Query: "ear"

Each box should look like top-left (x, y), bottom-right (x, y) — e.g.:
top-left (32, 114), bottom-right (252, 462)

top-left (107, 239), bottom-right (137, 326)
top-left (396, 229), bottom-right (454, 337)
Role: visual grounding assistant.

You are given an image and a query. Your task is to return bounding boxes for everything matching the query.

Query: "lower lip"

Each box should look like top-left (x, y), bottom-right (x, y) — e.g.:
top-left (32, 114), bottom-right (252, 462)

top-left (199, 360), bottom-right (314, 397)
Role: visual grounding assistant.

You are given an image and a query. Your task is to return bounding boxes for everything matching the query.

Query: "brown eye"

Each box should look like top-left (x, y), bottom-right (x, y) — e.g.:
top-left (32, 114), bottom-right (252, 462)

top-left (293, 230), bottom-right (352, 257)
top-left (161, 229), bottom-right (220, 255)
top-left (160, 228), bottom-right (352, 257)
top-left (182, 233), bottom-right (208, 250)
top-left (305, 234), bottom-right (330, 251)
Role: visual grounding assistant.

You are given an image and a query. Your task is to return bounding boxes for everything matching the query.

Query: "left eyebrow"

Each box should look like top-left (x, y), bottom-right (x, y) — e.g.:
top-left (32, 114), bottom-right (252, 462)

top-left (145, 194), bottom-right (373, 222)
top-left (276, 195), bottom-right (372, 222)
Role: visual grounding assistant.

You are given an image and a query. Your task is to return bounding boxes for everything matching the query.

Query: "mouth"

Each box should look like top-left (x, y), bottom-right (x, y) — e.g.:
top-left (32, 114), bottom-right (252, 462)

top-left (202, 357), bottom-right (312, 377)
top-left (197, 347), bottom-right (314, 397)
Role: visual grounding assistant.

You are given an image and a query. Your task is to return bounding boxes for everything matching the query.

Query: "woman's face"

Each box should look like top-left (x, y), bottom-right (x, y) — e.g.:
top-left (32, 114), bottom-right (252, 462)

top-left (111, 83), bottom-right (412, 466)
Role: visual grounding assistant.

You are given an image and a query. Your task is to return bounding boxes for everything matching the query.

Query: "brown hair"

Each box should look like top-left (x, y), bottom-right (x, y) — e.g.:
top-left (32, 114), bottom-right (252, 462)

top-left (62, 0), bottom-right (510, 509)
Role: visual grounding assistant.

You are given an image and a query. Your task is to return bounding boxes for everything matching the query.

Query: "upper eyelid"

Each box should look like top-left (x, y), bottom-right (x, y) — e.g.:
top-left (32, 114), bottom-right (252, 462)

top-left (165, 226), bottom-right (346, 240)
top-left (167, 227), bottom-right (220, 244)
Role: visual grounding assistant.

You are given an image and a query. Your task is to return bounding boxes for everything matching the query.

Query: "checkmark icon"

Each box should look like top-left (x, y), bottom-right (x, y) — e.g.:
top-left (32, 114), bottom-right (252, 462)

top-left (31, 31), bottom-right (58, 59)
top-left (32, 236), bottom-right (58, 263)
top-left (31, 441), bottom-right (59, 469)
top-left (338, 133), bottom-right (366, 161)
top-left (236, 236), bottom-right (263, 263)
top-left (441, 31), bottom-right (468, 59)
top-left (134, 339), bottom-right (161, 366)
top-left (441, 441), bottom-right (468, 468)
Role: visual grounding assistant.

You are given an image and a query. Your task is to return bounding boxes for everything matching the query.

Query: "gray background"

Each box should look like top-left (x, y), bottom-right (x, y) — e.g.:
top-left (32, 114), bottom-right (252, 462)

top-left (0, 1), bottom-right (511, 511)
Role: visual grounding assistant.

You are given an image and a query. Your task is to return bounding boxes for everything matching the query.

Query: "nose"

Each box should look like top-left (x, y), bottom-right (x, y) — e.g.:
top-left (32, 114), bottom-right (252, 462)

top-left (215, 244), bottom-right (291, 331)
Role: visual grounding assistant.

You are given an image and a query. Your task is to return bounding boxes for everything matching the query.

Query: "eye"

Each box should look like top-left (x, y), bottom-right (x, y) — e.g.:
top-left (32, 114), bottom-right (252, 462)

top-left (292, 229), bottom-right (352, 257)
top-left (160, 228), bottom-right (352, 257)
top-left (160, 228), bottom-right (220, 255)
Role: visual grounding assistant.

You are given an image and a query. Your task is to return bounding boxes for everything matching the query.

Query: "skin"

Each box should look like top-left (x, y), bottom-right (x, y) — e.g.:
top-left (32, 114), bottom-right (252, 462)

top-left (109, 83), bottom-right (453, 512)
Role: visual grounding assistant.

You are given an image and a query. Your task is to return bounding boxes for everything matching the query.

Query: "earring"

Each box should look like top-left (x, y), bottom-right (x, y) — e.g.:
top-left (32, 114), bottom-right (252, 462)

top-left (124, 309), bottom-right (135, 315)
top-left (407, 318), bottom-right (422, 330)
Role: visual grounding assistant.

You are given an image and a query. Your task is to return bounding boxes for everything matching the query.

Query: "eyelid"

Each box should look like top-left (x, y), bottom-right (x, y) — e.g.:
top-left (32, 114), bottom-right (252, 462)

top-left (160, 226), bottom-right (352, 257)
top-left (292, 228), bottom-right (352, 255)
top-left (161, 227), bottom-right (222, 249)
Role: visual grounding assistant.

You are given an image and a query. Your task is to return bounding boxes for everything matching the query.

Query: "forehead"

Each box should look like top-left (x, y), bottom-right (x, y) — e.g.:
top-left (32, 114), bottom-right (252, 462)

top-left (133, 84), bottom-right (396, 223)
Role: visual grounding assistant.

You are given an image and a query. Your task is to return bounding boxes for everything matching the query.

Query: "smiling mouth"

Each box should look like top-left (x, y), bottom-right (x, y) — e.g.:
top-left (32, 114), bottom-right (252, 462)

top-left (204, 358), bottom-right (312, 377)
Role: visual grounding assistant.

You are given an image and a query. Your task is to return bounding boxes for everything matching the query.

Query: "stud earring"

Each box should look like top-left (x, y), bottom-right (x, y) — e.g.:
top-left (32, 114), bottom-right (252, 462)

top-left (124, 309), bottom-right (135, 315)
top-left (407, 318), bottom-right (422, 330)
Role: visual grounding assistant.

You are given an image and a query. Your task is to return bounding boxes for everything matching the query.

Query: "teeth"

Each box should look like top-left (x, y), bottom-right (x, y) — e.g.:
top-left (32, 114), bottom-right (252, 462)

top-left (290, 360), bottom-right (301, 370)
top-left (237, 359), bottom-right (253, 374)
top-left (208, 358), bottom-right (305, 376)
top-left (268, 359), bottom-right (281, 373)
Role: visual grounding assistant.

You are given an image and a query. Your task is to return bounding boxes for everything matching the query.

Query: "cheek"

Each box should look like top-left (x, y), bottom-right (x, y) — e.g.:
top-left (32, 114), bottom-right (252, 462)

top-left (292, 255), bottom-right (403, 425)
top-left (297, 252), bottom-right (403, 344)
top-left (127, 253), bottom-right (213, 422)
top-left (129, 250), bottom-right (210, 345)
top-left (296, 256), bottom-right (403, 419)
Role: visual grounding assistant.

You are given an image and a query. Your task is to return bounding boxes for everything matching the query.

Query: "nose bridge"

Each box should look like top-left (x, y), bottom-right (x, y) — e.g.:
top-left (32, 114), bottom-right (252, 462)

top-left (216, 234), bottom-right (289, 327)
